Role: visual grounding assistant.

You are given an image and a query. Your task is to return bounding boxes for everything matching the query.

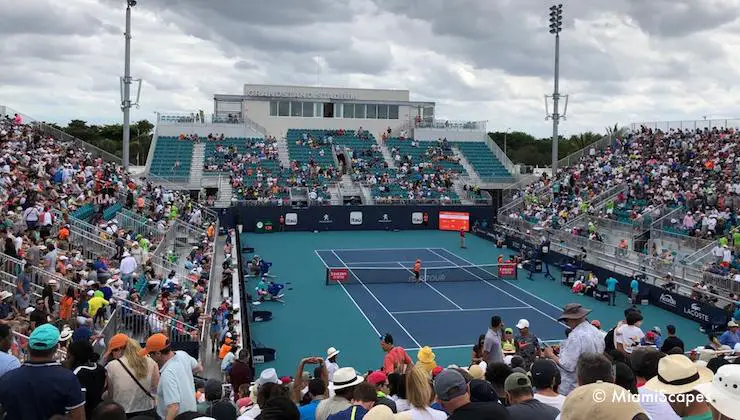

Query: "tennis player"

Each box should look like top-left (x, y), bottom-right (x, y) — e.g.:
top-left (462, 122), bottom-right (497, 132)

top-left (413, 259), bottom-right (422, 284)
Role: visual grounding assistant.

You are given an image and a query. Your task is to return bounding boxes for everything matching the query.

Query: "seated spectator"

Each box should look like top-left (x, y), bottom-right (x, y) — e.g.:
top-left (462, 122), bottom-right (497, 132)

top-left (433, 368), bottom-right (511, 419)
top-left (530, 359), bottom-right (565, 411)
top-left (504, 372), bottom-right (559, 419)
top-left (315, 367), bottom-right (364, 420)
top-left (561, 382), bottom-right (648, 420)
top-left (197, 378), bottom-right (238, 419)
top-left (327, 381), bottom-right (377, 420)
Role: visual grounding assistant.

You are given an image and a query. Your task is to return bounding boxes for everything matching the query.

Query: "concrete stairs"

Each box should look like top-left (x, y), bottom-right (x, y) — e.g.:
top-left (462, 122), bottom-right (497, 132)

top-left (453, 180), bottom-right (473, 204)
top-left (215, 178), bottom-right (233, 208)
top-left (276, 136), bottom-right (291, 167)
top-left (360, 184), bottom-right (374, 204)
top-left (329, 184), bottom-right (342, 205)
top-left (452, 146), bottom-right (481, 184)
top-left (189, 143), bottom-right (205, 188)
top-left (378, 142), bottom-right (396, 168)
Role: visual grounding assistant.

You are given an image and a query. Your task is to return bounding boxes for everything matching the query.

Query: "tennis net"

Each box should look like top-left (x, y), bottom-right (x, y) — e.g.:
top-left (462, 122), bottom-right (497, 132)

top-left (325, 263), bottom-right (517, 285)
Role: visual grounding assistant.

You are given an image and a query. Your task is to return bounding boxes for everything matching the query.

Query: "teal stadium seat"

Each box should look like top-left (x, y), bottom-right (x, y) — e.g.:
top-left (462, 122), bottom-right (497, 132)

top-left (149, 136), bottom-right (194, 181)
top-left (453, 142), bottom-right (514, 182)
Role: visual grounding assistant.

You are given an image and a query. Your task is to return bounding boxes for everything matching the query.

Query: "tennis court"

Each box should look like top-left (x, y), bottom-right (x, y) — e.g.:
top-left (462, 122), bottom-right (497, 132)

top-left (315, 247), bottom-right (567, 351)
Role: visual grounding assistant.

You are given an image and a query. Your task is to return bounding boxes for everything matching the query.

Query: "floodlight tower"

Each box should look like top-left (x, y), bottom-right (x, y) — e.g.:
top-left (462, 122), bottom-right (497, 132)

top-left (545, 4), bottom-right (568, 176)
top-left (121, 0), bottom-right (143, 170)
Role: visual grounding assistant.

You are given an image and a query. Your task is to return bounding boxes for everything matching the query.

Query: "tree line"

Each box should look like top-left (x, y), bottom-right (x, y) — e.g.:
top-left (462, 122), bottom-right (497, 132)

top-left (48, 120), bottom-right (154, 166)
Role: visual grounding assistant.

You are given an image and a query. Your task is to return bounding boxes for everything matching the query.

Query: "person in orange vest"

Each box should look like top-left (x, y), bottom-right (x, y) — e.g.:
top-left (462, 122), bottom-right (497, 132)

top-left (218, 334), bottom-right (234, 360)
top-left (413, 259), bottom-right (422, 284)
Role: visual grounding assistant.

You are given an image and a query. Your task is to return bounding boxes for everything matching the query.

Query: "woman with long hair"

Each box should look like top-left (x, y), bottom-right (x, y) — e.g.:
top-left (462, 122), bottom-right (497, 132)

top-left (67, 340), bottom-right (107, 420)
top-left (403, 366), bottom-right (446, 419)
top-left (471, 334), bottom-right (486, 364)
top-left (104, 334), bottom-right (160, 418)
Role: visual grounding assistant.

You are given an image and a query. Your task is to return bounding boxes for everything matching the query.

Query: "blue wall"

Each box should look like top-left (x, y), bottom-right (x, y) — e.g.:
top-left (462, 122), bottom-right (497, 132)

top-left (217, 205), bottom-right (496, 232)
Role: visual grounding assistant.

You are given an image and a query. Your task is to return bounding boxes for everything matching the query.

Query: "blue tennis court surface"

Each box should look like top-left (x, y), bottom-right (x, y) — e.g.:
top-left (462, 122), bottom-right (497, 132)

top-left (315, 247), bottom-right (567, 350)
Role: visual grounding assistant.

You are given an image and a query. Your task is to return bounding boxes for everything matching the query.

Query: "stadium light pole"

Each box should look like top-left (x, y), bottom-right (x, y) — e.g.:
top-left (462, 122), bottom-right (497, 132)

top-left (549, 4), bottom-right (563, 175)
top-left (121, 0), bottom-right (137, 170)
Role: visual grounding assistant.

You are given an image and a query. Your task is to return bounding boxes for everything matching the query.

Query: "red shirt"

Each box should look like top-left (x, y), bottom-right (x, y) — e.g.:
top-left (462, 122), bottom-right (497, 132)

top-left (460, 231), bottom-right (465, 237)
top-left (383, 347), bottom-right (413, 374)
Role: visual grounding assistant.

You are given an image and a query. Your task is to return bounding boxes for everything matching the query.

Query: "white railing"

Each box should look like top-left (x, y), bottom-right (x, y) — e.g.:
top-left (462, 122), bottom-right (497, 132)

top-left (414, 119), bottom-right (487, 131)
top-left (483, 135), bottom-right (517, 177)
top-left (157, 112), bottom-right (244, 125)
top-left (631, 118), bottom-right (740, 132)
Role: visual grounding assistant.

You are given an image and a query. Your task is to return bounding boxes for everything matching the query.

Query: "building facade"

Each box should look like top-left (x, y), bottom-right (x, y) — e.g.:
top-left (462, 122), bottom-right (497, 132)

top-left (214, 84), bottom-right (436, 139)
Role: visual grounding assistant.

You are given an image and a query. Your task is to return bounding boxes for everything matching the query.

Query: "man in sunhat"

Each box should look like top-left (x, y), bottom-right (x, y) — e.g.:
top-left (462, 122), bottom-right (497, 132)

top-left (719, 320), bottom-right (740, 348)
top-left (643, 354), bottom-right (713, 419)
top-left (139, 332), bottom-right (204, 419)
top-left (694, 364), bottom-right (740, 420)
top-left (326, 346), bottom-right (340, 381)
top-left (561, 382), bottom-right (647, 420)
top-left (542, 303), bottom-right (605, 395)
top-left (315, 366), bottom-right (364, 420)
top-left (0, 324), bottom-right (85, 419)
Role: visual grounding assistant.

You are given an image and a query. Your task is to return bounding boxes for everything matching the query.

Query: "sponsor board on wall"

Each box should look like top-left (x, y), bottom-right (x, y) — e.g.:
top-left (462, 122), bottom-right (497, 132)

top-left (319, 214), bottom-right (334, 224)
top-left (378, 213), bottom-right (392, 223)
top-left (350, 211), bottom-right (363, 225)
top-left (411, 212), bottom-right (423, 225)
top-left (285, 213), bottom-right (298, 226)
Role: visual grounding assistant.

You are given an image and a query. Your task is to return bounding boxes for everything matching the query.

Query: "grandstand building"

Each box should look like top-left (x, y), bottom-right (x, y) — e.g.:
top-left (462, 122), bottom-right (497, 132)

top-left (148, 83), bottom-right (519, 206)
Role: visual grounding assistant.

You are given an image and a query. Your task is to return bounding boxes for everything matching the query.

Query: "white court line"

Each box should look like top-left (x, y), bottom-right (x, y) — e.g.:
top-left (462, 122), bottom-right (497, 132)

top-left (346, 260), bottom-right (449, 266)
top-left (339, 283), bottom-right (381, 337)
top-left (331, 250), bottom-right (422, 348)
top-left (316, 247), bottom-right (440, 252)
top-left (437, 248), bottom-right (566, 314)
top-left (314, 250), bottom-right (331, 268)
top-left (428, 248), bottom-right (567, 328)
top-left (406, 338), bottom-right (563, 352)
top-left (396, 262), bottom-right (464, 310)
top-left (391, 306), bottom-right (530, 314)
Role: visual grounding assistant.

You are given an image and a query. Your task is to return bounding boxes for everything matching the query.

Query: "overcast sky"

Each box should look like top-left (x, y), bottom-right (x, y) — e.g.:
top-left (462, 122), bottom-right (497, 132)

top-left (2, 0), bottom-right (740, 137)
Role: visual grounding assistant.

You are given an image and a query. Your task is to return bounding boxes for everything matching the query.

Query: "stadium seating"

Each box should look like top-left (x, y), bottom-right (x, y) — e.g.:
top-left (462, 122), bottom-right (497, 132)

top-left (386, 138), bottom-right (466, 175)
top-left (286, 129), bottom-right (336, 168)
top-left (454, 141), bottom-right (513, 181)
top-left (149, 136), bottom-right (194, 180)
top-left (203, 137), bottom-right (280, 175)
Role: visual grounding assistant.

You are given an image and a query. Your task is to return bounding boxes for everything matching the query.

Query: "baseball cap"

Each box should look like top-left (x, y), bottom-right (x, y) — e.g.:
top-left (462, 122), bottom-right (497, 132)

top-left (29, 324), bottom-right (60, 350)
top-left (728, 320), bottom-right (739, 328)
top-left (516, 319), bottom-right (530, 329)
top-left (504, 372), bottom-right (532, 393)
top-left (367, 371), bottom-right (388, 386)
top-left (138, 333), bottom-right (169, 356)
top-left (103, 333), bottom-right (129, 358)
top-left (433, 369), bottom-right (468, 401)
top-left (504, 327), bottom-right (513, 334)
top-left (530, 359), bottom-right (559, 388)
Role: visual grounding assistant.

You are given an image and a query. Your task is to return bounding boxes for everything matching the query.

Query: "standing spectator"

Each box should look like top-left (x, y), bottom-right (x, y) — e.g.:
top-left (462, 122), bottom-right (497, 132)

top-left (616, 310), bottom-right (645, 355)
top-left (560, 382), bottom-right (647, 420)
top-left (642, 355), bottom-right (713, 419)
top-left (503, 372), bottom-right (559, 419)
top-left (0, 291), bottom-right (12, 321)
top-left (433, 369), bottom-right (512, 419)
top-left (120, 251), bottom-right (138, 289)
top-left (630, 277), bottom-right (640, 303)
top-left (471, 334), bottom-right (485, 365)
top-left (0, 324), bottom-right (85, 419)
top-left (297, 378), bottom-right (328, 420)
top-left (380, 334), bottom-right (413, 375)
top-left (315, 367), bottom-right (364, 420)
top-left (542, 304), bottom-right (605, 395)
top-left (0, 324), bottom-right (20, 377)
top-left (514, 319), bottom-right (539, 368)
top-left (483, 315), bottom-right (504, 364)
top-left (325, 347), bottom-right (340, 381)
top-left (138, 333), bottom-right (203, 420)
top-left (660, 325), bottom-right (685, 353)
top-left (229, 350), bottom-right (253, 402)
top-left (415, 346), bottom-right (437, 375)
top-left (529, 359), bottom-right (565, 411)
top-left (719, 320), bottom-right (739, 348)
top-left (403, 366), bottom-right (446, 419)
top-left (59, 286), bottom-right (75, 325)
top-left (104, 334), bottom-right (159, 417)
top-left (67, 340), bottom-right (107, 420)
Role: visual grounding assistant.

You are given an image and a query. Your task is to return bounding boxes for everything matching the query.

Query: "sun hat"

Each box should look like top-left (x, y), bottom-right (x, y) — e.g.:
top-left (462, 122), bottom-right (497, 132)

top-left (694, 365), bottom-right (740, 419)
top-left (28, 324), bottom-right (60, 350)
top-left (502, 341), bottom-right (516, 354)
top-left (59, 325), bottom-right (73, 342)
top-left (504, 372), bottom-right (532, 393)
top-left (138, 333), bottom-right (170, 356)
top-left (326, 346), bottom-right (340, 359)
top-left (364, 405), bottom-right (395, 420)
top-left (25, 307), bottom-right (35, 315)
top-left (330, 367), bottom-right (364, 391)
top-left (728, 320), bottom-right (739, 328)
top-left (643, 354), bottom-right (713, 394)
top-left (468, 364), bottom-right (484, 380)
top-left (558, 303), bottom-right (592, 321)
top-left (516, 319), bottom-right (530, 329)
top-left (0, 291), bottom-right (12, 301)
top-left (433, 369), bottom-right (468, 402)
top-left (561, 381), bottom-right (646, 420)
top-left (256, 368), bottom-right (281, 387)
top-left (417, 346), bottom-right (436, 364)
top-left (104, 333), bottom-right (130, 358)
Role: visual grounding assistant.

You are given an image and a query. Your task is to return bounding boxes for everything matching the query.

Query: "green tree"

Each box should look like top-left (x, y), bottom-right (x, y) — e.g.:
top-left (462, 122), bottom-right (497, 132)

top-left (55, 119), bottom-right (154, 165)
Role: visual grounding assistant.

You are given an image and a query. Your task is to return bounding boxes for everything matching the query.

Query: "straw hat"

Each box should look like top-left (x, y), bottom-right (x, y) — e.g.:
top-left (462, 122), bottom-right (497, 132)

top-left (643, 354), bottom-right (713, 394)
top-left (562, 382), bottom-right (646, 420)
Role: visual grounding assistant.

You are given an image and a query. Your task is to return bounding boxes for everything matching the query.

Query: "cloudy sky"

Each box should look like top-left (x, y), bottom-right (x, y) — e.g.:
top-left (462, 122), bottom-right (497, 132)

top-left (2, 0), bottom-right (740, 137)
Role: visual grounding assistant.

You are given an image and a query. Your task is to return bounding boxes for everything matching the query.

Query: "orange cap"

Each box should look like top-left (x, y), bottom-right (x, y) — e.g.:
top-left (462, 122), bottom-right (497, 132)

top-left (138, 333), bottom-right (169, 356)
top-left (104, 333), bottom-right (130, 358)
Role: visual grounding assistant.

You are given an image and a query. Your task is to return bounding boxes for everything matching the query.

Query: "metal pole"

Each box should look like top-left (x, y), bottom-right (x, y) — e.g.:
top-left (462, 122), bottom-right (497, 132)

top-left (122, 4), bottom-right (132, 170)
top-left (551, 33), bottom-right (560, 175)
top-left (504, 131), bottom-right (507, 155)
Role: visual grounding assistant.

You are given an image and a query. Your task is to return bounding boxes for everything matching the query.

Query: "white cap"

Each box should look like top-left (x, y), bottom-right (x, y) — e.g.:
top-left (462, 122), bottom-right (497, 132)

top-left (516, 319), bottom-right (530, 329)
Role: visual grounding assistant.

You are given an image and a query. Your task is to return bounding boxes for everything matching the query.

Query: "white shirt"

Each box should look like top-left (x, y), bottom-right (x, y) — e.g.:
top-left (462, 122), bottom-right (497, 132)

top-left (616, 324), bottom-right (645, 354)
top-left (119, 256), bottom-right (137, 275)
top-left (533, 393), bottom-right (566, 411)
top-left (638, 388), bottom-right (681, 420)
top-left (555, 321), bottom-right (606, 395)
top-left (324, 360), bottom-right (339, 382)
top-left (408, 406), bottom-right (447, 420)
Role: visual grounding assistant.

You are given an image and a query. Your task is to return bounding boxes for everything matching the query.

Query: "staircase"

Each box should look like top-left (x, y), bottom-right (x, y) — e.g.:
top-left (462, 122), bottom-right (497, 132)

top-left (453, 181), bottom-right (473, 204)
top-left (378, 142), bottom-right (396, 168)
top-left (329, 184), bottom-right (342, 205)
top-left (189, 143), bottom-right (205, 188)
top-left (452, 146), bottom-right (481, 184)
top-left (276, 136), bottom-right (291, 167)
top-left (360, 184), bottom-right (374, 204)
top-left (215, 178), bottom-right (233, 208)
top-left (338, 174), bottom-right (365, 202)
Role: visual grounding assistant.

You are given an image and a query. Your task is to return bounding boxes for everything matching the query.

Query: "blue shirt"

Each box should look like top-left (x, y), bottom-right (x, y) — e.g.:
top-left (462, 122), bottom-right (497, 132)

top-left (0, 350), bottom-right (21, 378)
top-left (719, 330), bottom-right (740, 348)
top-left (327, 405), bottom-right (369, 420)
top-left (630, 279), bottom-right (639, 292)
top-left (299, 399), bottom-right (322, 420)
top-left (606, 277), bottom-right (618, 292)
top-left (157, 351), bottom-right (198, 418)
top-left (734, 308), bottom-right (740, 321)
top-left (0, 361), bottom-right (85, 420)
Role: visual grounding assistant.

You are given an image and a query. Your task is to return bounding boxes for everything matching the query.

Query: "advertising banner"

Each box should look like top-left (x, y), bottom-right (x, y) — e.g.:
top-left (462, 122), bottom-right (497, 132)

top-left (255, 220), bottom-right (274, 233)
top-left (327, 268), bottom-right (350, 283)
top-left (497, 263), bottom-right (518, 279)
top-left (439, 211), bottom-right (470, 231)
